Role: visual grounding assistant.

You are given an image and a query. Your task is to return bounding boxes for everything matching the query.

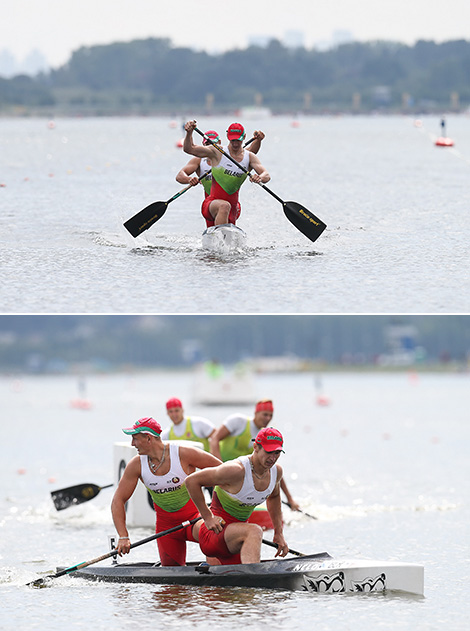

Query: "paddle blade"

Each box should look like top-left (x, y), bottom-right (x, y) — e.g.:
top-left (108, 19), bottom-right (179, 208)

top-left (282, 201), bottom-right (327, 243)
top-left (124, 201), bottom-right (168, 237)
top-left (51, 483), bottom-right (103, 511)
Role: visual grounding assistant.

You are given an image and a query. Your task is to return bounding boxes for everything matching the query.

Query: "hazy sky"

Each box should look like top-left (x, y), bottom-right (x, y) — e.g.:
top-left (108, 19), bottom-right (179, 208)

top-left (3, 0), bottom-right (470, 67)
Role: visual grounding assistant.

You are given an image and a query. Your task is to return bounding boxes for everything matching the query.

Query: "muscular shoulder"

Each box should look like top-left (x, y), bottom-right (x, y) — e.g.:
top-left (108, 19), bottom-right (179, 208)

top-left (179, 445), bottom-right (221, 468)
top-left (124, 454), bottom-right (142, 478)
top-left (218, 460), bottom-right (245, 492)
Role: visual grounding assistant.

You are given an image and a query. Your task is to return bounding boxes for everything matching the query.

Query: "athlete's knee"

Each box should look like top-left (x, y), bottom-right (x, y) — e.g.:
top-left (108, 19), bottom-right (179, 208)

top-left (234, 522), bottom-right (262, 538)
top-left (246, 523), bottom-right (263, 541)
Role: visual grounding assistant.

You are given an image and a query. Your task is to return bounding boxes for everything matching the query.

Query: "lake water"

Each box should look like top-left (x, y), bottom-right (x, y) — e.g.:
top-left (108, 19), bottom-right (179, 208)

top-left (1, 370), bottom-right (468, 630)
top-left (1, 114), bottom-right (469, 314)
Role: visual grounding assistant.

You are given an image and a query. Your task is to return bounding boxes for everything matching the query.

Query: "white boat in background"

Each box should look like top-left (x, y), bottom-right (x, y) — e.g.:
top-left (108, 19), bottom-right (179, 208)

top-left (191, 361), bottom-right (256, 405)
top-left (239, 106), bottom-right (272, 119)
top-left (201, 223), bottom-right (247, 253)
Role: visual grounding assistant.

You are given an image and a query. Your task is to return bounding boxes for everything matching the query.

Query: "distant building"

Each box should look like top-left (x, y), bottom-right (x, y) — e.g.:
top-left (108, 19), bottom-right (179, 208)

top-left (331, 29), bottom-right (354, 47)
top-left (380, 322), bottom-right (420, 366)
top-left (0, 49), bottom-right (18, 77)
top-left (247, 35), bottom-right (272, 48)
top-left (284, 30), bottom-right (305, 49)
top-left (20, 49), bottom-right (49, 75)
top-left (315, 29), bottom-right (355, 52)
top-left (0, 48), bottom-right (49, 78)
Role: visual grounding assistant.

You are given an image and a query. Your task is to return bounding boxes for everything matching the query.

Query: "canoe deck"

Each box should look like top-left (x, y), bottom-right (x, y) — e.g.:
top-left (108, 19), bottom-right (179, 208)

top-left (61, 552), bottom-right (424, 595)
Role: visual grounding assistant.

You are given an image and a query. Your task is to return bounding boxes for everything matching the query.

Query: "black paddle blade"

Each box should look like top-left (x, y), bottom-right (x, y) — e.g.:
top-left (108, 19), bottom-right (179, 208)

top-left (282, 201), bottom-right (327, 243)
top-left (124, 201), bottom-right (168, 237)
top-left (51, 483), bottom-right (102, 511)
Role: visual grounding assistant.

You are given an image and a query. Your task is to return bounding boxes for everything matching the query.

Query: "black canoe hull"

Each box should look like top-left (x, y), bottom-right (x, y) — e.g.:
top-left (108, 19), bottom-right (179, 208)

top-left (60, 553), bottom-right (424, 595)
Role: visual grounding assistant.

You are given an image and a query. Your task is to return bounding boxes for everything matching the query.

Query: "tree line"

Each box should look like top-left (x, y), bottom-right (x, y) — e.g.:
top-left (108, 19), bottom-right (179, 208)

top-left (0, 315), bottom-right (469, 372)
top-left (1, 37), bottom-right (469, 114)
top-left (1, 37), bottom-right (470, 115)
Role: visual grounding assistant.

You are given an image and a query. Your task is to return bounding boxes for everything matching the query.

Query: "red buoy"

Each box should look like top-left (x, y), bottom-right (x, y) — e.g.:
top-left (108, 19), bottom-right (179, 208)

top-left (435, 137), bottom-right (454, 147)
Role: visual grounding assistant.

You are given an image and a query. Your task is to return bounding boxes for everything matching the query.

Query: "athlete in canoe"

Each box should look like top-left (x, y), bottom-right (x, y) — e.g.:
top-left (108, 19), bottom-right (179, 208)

top-left (183, 120), bottom-right (270, 226)
top-left (176, 128), bottom-right (265, 200)
top-left (111, 417), bottom-right (221, 566)
top-left (161, 397), bottom-right (216, 451)
top-left (185, 427), bottom-right (289, 564)
top-left (209, 399), bottom-right (300, 511)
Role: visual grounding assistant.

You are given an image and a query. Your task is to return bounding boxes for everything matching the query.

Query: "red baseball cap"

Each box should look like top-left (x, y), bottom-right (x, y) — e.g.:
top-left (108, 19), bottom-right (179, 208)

top-left (254, 427), bottom-right (284, 452)
top-left (255, 399), bottom-right (274, 413)
top-left (227, 123), bottom-right (245, 141)
top-left (122, 417), bottom-right (162, 437)
top-left (203, 130), bottom-right (220, 146)
top-left (166, 397), bottom-right (183, 410)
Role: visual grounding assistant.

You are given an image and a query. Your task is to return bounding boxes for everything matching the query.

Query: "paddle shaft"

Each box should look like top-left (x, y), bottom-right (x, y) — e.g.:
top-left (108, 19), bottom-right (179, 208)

top-left (282, 500), bottom-right (318, 520)
top-left (27, 517), bottom-right (200, 587)
top-left (262, 539), bottom-right (304, 557)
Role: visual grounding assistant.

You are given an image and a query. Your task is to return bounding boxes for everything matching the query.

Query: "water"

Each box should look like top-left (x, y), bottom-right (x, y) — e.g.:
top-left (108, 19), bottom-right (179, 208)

top-left (1, 115), bottom-right (469, 313)
top-left (1, 370), bottom-right (469, 630)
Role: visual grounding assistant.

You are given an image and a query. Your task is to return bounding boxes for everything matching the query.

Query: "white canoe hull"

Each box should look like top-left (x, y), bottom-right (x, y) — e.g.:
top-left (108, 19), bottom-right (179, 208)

top-left (298, 557), bottom-right (424, 595)
top-left (201, 223), bottom-right (247, 252)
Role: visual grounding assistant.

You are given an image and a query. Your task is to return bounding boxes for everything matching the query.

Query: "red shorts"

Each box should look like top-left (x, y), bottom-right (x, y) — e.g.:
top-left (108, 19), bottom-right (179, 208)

top-left (154, 501), bottom-right (200, 566)
top-left (198, 523), bottom-right (241, 565)
top-left (201, 197), bottom-right (241, 227)
top-left (198, 493), bottom-right (244, 565)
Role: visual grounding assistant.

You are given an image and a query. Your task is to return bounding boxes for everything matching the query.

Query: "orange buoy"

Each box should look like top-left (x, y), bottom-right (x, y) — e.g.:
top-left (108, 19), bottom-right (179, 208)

top-left (70, 398), bottom-right (92, 410)
top-left (435, 137), bottom-right (454, 147)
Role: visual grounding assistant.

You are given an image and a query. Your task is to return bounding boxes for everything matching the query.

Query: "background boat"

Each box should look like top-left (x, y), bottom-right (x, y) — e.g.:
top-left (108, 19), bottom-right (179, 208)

top-left (191, 360), bottom-right (256, 406)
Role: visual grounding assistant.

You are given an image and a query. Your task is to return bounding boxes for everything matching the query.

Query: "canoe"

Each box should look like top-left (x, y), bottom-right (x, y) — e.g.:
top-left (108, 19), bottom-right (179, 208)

top-left (62, 553), bottom-right (424, 595)
top-left (201, 223), bottom-right (247, 252)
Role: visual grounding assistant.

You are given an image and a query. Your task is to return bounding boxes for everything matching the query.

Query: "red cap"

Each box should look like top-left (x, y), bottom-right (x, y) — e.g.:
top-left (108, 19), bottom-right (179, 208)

top-left (254, 427), bottom-right (284, 452)
top-left (255, 400), bottom-right (274, 413)
top-left (227, 123), bottom-right (245, 141)
top-left (203, 130), bottom-right (220, 146)
top-left (122, 417), bottom-right (162, 437)
top-left (166, 397), bottom-right (183, 410)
